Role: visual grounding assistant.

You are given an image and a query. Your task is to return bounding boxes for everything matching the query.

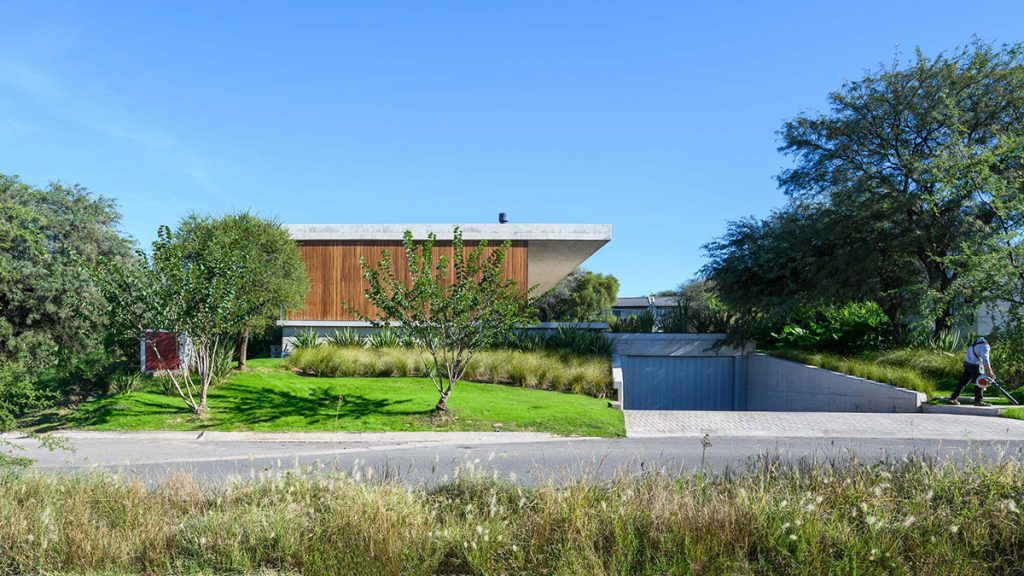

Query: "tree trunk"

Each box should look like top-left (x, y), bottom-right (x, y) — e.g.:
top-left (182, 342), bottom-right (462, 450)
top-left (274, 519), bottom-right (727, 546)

top-left (237, 327), bottom-right (249, 371)
top-left (435, 392), bottom-right (450, 412)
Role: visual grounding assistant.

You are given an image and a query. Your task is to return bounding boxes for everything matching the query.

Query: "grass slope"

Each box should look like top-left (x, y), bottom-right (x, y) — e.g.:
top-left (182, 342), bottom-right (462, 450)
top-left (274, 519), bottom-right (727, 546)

top-left (48, 358), bottom-right (624, 437)
top-left (769, 348), bottom-right (1024, 408)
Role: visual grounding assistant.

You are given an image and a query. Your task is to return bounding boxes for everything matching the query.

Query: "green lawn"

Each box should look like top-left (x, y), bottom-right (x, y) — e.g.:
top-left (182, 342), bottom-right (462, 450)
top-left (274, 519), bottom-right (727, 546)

top-left (41, 358), bottom-right (624, 437)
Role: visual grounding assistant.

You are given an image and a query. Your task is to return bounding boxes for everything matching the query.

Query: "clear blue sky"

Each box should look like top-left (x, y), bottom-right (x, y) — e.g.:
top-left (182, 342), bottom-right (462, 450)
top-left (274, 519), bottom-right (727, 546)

top-left (2, 1), bottom-right (1022, 295)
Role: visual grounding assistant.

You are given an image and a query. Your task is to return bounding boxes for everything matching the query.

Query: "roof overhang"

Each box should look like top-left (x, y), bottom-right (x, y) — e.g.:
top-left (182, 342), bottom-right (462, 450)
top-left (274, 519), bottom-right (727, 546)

top-left (284, 223), bottom-right (611, 295)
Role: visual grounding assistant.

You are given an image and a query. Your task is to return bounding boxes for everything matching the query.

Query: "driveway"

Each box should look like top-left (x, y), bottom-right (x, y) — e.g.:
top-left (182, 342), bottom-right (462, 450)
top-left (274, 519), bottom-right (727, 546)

top-left (624, 410), bottom-right (1024, 440)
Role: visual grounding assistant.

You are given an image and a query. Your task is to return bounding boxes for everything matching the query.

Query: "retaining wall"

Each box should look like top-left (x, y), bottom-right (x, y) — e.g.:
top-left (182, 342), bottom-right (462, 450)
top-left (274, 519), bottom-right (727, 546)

top-left (746, 353), bottom-right (926, 413)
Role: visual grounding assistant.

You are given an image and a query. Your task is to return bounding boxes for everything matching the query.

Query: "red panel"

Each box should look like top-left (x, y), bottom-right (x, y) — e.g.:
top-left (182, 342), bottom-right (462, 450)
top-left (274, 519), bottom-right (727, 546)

top-left (144, 331), bottom-right (180, 371)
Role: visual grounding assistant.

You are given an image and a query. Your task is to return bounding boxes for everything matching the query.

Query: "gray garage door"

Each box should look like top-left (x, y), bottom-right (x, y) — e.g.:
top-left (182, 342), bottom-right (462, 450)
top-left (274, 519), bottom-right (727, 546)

top-left (622, 356), bottom-right (738, 410)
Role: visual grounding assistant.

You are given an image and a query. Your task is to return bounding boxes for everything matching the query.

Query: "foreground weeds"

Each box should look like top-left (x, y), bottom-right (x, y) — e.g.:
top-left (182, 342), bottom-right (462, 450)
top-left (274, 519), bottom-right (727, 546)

top-left (1, 457), bottom-right (1023, 575)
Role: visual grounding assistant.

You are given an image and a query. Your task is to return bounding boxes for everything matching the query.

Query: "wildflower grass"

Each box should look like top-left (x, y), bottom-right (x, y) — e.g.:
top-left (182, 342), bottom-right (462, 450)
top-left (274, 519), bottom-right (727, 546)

top-left (1, 457), bottom-right (1023, 574)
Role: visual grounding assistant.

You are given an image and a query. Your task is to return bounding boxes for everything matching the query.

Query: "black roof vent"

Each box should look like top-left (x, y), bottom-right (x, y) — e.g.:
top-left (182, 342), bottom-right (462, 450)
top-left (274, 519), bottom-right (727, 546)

top-left (498, 212), bottom-right (509, 224)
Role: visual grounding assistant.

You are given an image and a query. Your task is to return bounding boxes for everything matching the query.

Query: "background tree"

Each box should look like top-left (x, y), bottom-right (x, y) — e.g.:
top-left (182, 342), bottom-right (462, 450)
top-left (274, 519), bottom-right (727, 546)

top-left (0, 174), bottom-right (133, 432)
top-left (211, 213), bottom-right (307, 370)
top-left (355, 228), bottom-right (532, 412)
top-left (533, 267), bottom-right (619, 322)
top-left (707, 40), bottom-right (1024, 339)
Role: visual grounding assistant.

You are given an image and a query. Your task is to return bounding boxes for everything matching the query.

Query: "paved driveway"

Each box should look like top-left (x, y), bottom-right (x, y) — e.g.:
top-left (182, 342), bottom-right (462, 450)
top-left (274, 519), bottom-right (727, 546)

top-left (624, 410), bottom-right (1024, 440)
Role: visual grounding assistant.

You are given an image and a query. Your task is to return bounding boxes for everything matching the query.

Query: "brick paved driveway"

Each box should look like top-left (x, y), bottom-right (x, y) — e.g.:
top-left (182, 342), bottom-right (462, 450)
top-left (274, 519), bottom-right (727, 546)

top-left (624, 410), bottom-right (1024, 440)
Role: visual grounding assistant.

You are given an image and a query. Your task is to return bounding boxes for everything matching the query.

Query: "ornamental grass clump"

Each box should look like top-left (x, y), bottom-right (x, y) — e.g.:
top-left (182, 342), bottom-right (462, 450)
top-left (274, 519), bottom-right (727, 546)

top-left (1, 456), bottom-right (1023, 574)
top-left (286, 347), bottom-right (614, 397)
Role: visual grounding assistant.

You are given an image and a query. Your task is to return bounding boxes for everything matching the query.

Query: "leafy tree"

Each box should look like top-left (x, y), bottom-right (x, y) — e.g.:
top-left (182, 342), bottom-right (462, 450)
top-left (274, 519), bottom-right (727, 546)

top-left (98, 213), bottom-right (303, 414)
top-left (0, 175), bottom-right (134, 374)
top-left (707, 40), bottom-right (1024, 339)
top-left (533, 268), bottom-right (619, 322)
top-left (355, 227), bottom-right (532, 411)
top-left (209, 213), bottom-right (307, 370)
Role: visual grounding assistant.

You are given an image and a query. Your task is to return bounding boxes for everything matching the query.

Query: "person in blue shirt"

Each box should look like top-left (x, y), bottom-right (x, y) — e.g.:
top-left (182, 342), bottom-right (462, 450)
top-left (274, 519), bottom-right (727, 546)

top-left (949, 336), bottom-right (995, 406)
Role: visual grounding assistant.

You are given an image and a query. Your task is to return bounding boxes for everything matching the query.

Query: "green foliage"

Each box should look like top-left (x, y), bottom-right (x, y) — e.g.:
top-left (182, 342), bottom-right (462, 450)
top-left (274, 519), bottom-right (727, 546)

top-left (543, 326), bottom-right (615, 356)
top-left (761, 302), bottom-right (890, 353)
top-left (657, 280), bottom-right (734, 333)
top-left (106, 368), bottom-right (143, 396)
top-left (364, 327), bottom-right (403, 348)
top-left (326, 328), bottom-right (362, 347)
top-left (96, 213), bottom-right (298, 414)
top-left (355, 227), bottom-right (532, 411)
top-left (291, 328), bottom-right (322, 350)
top-left (2, 459), bottom-right (1024, 574)
top-left (206, 212), bottom-right (308, 369)
top-left (706, 40), bottom-right (1024, 339)
top-left (209, 341), bottom-right (236, 388)
top-left (533, 267), bottom-right (620, 322)
top-left (286, 347), bottom-right (614, 397)
top-left (609, 309), bottom-right (655, 333)
top-left (989, 321), bottom-right (1024, 389)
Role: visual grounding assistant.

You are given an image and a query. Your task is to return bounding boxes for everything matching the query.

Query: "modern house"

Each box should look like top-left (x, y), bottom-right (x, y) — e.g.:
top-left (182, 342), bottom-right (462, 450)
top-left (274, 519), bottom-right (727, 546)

top-left (612, 296), bottom-right (679, 322)
top-left (279, 222), bottom-right (611, 349)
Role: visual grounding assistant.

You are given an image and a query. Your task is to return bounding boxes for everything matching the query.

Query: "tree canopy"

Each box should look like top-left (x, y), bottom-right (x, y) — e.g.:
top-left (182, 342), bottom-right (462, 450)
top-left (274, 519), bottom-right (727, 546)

top-left (706, 40), bottom-right (1024, 339)
top-left (533, 268), bottom-right (619, 322)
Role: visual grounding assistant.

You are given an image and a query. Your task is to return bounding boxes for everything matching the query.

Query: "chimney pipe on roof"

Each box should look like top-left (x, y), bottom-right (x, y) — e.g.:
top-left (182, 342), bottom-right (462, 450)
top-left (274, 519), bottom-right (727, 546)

top-left (498, 212), bottom-right (509, 224)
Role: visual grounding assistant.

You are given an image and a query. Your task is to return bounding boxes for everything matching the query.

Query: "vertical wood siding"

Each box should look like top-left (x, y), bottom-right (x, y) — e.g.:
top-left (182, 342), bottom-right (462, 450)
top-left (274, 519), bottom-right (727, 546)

top-left (288, 240), bottom-right (528, 321)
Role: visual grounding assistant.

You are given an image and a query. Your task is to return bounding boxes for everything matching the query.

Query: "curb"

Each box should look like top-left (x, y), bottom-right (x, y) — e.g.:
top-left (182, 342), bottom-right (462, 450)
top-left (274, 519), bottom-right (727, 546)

top-left (1, 430), bottom-right (563, 444)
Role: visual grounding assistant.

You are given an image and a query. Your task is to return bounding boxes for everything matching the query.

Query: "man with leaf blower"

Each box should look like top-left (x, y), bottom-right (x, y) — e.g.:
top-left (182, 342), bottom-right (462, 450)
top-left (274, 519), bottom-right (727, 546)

top-left (949, 337), bottom-right (994, 407)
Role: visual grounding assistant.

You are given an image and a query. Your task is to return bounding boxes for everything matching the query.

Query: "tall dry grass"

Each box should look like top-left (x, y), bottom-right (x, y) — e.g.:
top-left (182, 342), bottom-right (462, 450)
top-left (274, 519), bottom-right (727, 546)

top-left (1, 457), bottom-right (1023, 575)
top-left (286, 347), bottom-right (614, 397)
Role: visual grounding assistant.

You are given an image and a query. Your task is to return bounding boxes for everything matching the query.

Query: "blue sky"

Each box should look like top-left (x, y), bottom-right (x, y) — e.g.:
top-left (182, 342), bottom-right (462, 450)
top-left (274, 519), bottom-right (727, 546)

top-left (2, 1), bottom-right (1022, 295)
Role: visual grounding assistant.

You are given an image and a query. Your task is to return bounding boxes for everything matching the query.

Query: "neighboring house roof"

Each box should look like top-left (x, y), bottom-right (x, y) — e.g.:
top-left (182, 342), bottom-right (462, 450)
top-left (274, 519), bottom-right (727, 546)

top-left (284, 223), bottom-right (611, 296)
top-left (614, 296), bottom-right (680, 309)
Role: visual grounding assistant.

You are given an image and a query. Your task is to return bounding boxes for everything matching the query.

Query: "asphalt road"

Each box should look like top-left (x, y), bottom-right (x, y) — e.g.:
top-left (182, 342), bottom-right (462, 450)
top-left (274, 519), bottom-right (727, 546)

top-left (9, 434), bottom-right (1024, 485)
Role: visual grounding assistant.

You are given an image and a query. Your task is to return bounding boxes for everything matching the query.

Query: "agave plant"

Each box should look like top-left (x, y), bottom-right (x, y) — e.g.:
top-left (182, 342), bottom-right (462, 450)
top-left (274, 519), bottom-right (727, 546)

top-left (364, 327), bottom-right (403, 348)
top-left (291, 328), bottom-right (322, 351)
top-left (327, 328), bottom-right (363, 347)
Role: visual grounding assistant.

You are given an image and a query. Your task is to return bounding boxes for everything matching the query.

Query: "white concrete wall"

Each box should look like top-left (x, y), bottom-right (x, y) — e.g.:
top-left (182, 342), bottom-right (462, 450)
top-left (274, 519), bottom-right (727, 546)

top-left (746, 353), bottom-right (925, 413)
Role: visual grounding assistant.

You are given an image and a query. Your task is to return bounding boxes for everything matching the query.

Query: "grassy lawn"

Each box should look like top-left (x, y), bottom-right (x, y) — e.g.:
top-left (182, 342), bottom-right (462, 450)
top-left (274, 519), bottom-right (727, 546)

top-left (37, 358), bottom-right (624, 437)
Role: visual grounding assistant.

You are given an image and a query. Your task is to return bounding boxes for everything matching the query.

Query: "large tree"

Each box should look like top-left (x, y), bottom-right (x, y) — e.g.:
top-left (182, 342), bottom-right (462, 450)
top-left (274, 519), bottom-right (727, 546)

top-left (708, 40), bottom-right (1024, 337)
top-left (212, 213), bottom-right (307, 370)
top-left (533, 268), bottom-right (619, 322)
top-left (0, 174), bottom-right (134, 374)
top-left (355, 228), bottom-right (532, 412)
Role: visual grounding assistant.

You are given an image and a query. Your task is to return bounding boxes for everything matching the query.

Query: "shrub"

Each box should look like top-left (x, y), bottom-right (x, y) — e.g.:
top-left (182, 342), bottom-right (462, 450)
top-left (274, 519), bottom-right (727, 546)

top-left (291, 328), bottom-right (321, 351)
top-left (364, 327), bottom-right (402, 348)
top-left (609, 309), bottom-right (655, 333)
top-left (327, 328), bottom-right (363, 347)
top-left (544, 326), bottom-right (615, 356)
top-left (286, 347), bottom-right (614, 397)
top-left (107, 369), bottom-right (142, 396)
top-left (209, 341), bottom-right (236, 386)
top-left (767, 302), bottom-right (890, 353)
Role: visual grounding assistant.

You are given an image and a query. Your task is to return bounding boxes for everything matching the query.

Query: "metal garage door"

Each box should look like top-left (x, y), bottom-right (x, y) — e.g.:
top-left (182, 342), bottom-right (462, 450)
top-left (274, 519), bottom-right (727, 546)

top-left (622, 356), bottom-right (737, 410)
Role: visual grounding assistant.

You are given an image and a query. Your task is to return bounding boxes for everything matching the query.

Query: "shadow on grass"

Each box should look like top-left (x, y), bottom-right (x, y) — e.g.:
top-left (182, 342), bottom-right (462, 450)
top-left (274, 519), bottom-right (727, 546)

top-left (219, 383), bottom-right (434, 428)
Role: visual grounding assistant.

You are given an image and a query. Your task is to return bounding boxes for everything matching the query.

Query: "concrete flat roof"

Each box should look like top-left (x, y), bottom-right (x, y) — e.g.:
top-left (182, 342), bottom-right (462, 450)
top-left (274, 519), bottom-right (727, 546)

top-left (284, 223), bottom-right (610, 242)
top-left (285, 223), bottom-right (611, 295)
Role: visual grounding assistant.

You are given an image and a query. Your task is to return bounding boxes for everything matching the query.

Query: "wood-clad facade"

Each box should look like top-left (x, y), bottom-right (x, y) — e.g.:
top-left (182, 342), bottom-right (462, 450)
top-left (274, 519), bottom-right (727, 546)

top-left (287, 240), bottom-right (529, 321)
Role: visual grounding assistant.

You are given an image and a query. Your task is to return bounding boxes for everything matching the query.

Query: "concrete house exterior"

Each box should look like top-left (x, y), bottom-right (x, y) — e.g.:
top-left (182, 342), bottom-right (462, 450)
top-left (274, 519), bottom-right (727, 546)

top-left (279, 223), bottom-right (611, 349)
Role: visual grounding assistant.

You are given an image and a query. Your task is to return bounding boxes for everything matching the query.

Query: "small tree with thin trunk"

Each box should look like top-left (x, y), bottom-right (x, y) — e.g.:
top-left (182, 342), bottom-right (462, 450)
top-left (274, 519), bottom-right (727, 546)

top-left (95, 214), bottom-right (304, 414)
top-left (355, 227), bottom-right (531, 412)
